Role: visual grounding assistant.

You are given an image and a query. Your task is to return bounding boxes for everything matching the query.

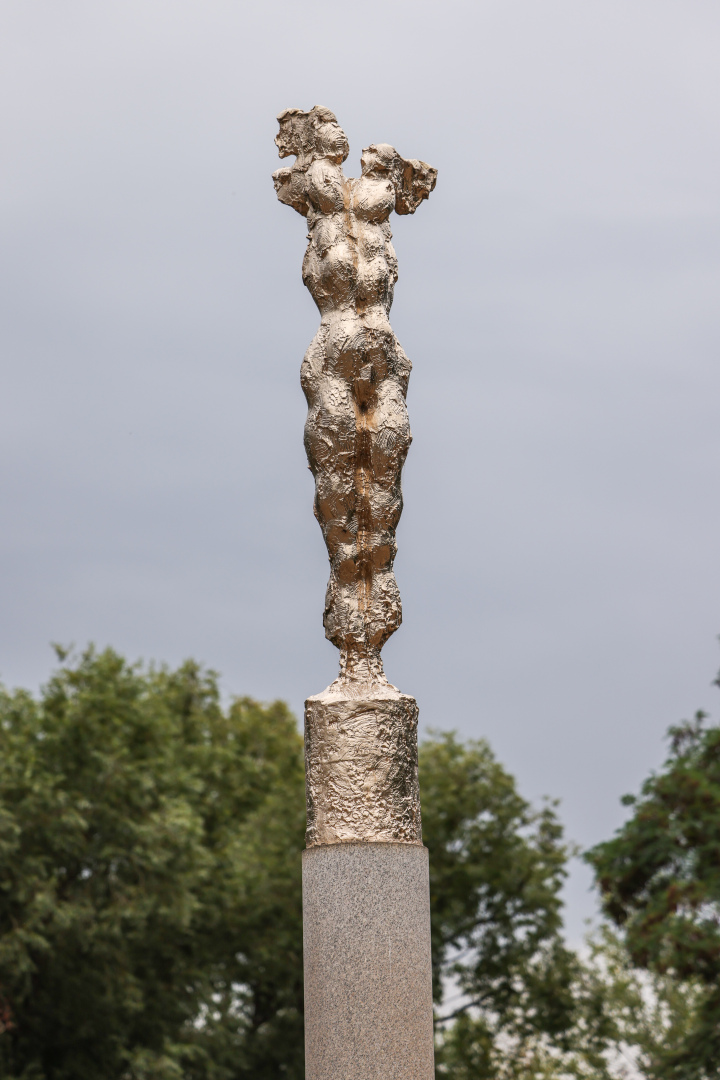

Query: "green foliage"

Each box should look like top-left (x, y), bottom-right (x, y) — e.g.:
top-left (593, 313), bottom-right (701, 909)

top-left (577, 924), bottom-right (709, 1079)
top-left (435, 920), bottom-right (709, 1080)
top-left (0, 647), bottom-right (306, 1080)
top-left (586, 682), bottom-right (720, 1079)
top-left (0, 651), bottom-right (583, 1079)
top-left (423, 731), bottom-right (716, 1080)
top-left (4, 647), bottom-right (711, 1078)
top-left (420, 732), bottom-right (581, 1076)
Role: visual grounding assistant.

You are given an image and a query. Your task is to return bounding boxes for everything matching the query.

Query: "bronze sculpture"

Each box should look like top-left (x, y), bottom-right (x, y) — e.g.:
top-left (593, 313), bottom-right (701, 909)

top-left (273, 104), bottom-right (437, 845)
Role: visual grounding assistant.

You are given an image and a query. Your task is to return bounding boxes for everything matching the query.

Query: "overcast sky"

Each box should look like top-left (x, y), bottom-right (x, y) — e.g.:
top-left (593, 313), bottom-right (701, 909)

top-left (2, 0), bottom-right (719, 938)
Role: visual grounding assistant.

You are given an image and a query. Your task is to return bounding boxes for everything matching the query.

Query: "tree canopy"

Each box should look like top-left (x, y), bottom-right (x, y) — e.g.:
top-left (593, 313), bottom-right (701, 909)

top-left (587, 687), bottom-right (720, 1080)
top-left (2, 646), bottom-right (715, 1078)
top-left (0, 647), bottom-right (582, 1079)
top-left (420, 732), bottom-right (580, 1074)
top-left (0, 647), bottom-right (306, 1080)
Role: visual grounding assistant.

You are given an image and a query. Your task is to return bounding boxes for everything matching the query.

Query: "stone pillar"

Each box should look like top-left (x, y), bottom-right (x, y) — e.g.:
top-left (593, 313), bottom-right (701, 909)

top-left (301, 684), bottom-right (434, 1078)
top-left (272, 105), bottom-right (437, 1079)
top-left (303, 843), bottom-right (435, 1080)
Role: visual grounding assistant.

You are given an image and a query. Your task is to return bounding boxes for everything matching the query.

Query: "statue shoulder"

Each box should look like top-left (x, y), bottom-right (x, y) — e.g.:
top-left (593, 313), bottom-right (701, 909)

top-left (272, 166), bottom-right (310, 217)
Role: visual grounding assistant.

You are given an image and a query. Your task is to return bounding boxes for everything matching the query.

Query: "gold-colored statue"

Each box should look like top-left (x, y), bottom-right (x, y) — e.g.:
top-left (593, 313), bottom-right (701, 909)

top-left (273, 107), bottom-right (437, 846)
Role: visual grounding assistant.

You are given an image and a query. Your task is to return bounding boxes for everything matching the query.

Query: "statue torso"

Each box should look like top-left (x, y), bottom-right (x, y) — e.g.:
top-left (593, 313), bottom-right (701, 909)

top-left (301, 160), bottom-right (399, 320)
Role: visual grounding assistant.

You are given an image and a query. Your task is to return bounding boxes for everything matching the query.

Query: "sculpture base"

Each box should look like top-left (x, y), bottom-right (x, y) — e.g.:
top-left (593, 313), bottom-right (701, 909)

top-left (304, 685), bottom-right (421, 847)
top-left (303, 842), bottom-right (435, 1080)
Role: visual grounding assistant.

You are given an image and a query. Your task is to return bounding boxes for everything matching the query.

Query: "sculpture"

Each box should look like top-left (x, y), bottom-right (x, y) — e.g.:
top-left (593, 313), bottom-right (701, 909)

top-left (273, 106), bottom-right (437, 846)
top-left (274, 107), bottom-right (438, 1080)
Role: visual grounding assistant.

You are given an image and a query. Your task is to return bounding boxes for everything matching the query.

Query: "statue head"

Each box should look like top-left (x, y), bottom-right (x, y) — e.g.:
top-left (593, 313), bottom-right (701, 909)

top-left (275, 106), bottom-right (349, 167)
top-left (361, 143), bottom-right (437, 215)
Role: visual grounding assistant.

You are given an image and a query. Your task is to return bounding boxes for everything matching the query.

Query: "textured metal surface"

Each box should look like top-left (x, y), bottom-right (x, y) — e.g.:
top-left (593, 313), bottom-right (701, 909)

top-left (273, 106), bottom-right (436, 844)
top-left (273, 105), bottom-right (436, 688)
top-left (305, 688), bottom-right (421, 846)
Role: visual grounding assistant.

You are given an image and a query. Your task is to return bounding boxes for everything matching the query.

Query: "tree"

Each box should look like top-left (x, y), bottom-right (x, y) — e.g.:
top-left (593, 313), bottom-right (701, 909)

top-left (434, 922), bottom-right (707, 1080)
top-left (422, 735), bottom-right (711, 1080)
top-left (420, 732), bottom-right (582, 1077)
top-left (0, 647), bottom-right (306, 1080)
top-left (587, 673), bottom-right (720, 1080)
top-left (3, 647), bottom-right (665, 1078)
top-left (576, 924), bottom-right (708, 1080)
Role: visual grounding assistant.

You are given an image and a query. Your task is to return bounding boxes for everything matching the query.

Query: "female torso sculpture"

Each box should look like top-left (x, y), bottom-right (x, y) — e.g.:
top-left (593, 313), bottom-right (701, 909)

top-left (273, 106), bottom-right (437, 690)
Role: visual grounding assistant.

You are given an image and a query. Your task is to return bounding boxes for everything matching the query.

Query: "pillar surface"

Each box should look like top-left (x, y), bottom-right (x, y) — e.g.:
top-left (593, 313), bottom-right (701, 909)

top-left (303, 843), bottom-right (435, 1080)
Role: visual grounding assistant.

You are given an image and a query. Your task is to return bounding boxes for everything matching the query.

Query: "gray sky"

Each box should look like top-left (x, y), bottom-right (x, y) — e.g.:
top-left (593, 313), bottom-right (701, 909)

top-left (2, 0), bottom-right (719, 939)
